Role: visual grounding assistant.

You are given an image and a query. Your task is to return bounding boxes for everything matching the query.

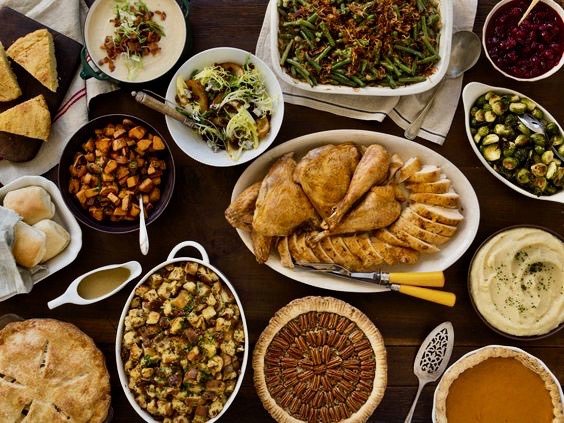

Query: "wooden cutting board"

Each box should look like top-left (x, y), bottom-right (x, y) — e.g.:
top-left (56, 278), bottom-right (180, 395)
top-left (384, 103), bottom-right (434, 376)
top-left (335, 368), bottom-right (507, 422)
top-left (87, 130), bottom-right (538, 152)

top-left (0, 7), bottom-right (83, 162)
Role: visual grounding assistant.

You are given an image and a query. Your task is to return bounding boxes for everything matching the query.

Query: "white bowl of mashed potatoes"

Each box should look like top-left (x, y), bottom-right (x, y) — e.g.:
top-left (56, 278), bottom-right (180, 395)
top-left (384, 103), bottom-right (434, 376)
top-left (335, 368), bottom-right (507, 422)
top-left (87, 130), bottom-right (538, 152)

top-left (468, 225), bottom-right (564, 339)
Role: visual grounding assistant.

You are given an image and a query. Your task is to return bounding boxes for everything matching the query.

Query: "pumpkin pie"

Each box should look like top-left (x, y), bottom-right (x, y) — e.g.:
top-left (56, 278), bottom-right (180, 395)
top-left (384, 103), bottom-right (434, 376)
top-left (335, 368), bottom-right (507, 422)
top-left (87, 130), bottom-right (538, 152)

top-left (253, 296), bottom-right (387, 423)
top-left (434, 346), bottom-right (563, 423)
top-left (0, 319), bottom-right (111, 422)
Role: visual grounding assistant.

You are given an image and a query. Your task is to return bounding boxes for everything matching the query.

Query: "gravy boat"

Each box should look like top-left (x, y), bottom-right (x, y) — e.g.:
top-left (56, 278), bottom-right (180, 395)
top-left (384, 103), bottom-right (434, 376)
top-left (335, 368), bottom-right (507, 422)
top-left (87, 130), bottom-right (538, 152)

top-left (47, 261), bottom-right (142, 309)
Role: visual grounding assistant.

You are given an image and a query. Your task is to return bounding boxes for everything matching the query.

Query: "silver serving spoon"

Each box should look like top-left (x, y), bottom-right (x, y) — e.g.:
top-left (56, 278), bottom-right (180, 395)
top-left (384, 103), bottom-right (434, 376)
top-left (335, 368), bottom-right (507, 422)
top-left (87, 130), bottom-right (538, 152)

top-left (516, 113), bottom-right (564, 161)
top-left (139, 195), bottom-right (149, 255)
top-left (405, 31), bottom-right (482, 140)
top-left (404, 321), bottom-right (454, 423)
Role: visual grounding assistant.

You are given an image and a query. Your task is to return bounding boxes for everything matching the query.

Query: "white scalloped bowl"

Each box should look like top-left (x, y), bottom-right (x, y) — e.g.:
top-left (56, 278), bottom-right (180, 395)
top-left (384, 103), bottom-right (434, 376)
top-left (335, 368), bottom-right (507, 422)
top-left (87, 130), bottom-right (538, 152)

top-left (462, 82), bottom-right (564, 204)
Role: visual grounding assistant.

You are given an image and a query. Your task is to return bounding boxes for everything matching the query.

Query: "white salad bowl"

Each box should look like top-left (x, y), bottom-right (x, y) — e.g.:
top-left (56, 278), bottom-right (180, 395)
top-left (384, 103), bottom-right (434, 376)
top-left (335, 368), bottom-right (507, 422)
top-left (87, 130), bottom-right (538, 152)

top-left (462, 82), bottom-right (564, 204)
top-left (165, 47), bottom-right (284, 167)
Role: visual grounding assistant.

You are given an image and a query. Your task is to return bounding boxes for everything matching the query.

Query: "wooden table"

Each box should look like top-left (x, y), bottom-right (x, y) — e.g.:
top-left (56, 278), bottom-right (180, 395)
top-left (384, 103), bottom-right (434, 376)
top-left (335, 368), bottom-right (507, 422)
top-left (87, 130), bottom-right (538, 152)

top-left (1, 1), bottom-right (562, 421)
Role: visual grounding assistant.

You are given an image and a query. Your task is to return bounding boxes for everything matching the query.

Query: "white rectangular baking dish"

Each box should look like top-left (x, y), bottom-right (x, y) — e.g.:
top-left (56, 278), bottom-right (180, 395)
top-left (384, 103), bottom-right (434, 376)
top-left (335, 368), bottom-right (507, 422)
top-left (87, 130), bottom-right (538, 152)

top-left (269, 0), bottom-right (453, 96)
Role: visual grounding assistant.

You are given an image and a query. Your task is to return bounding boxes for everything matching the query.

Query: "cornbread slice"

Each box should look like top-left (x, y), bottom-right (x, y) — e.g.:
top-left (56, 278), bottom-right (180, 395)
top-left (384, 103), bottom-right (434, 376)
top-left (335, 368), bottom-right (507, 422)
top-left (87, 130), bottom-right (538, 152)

top-left (7, 29), bottom-right (58, 92)
top-left (0, 95), bottom-right (51, 141)
top-left (0, 42), bottom-right (21, 101)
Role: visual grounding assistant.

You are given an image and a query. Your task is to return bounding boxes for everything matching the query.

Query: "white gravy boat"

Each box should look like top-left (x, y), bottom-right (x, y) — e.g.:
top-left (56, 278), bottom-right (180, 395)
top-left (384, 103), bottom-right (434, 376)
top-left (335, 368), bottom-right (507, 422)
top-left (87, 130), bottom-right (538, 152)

top-left (47, 261), bottom-right (142, 309)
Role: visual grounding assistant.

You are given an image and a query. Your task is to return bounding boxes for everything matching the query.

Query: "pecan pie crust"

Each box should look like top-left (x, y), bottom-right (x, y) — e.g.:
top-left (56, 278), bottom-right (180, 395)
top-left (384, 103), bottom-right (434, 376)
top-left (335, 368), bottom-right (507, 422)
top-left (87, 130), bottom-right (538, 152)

top-left (0, 319), bottom-right (111, 423)
top-left (434, 346), bottom-right (563, 423)
top-left (253, 296), bottom-right (387, 423)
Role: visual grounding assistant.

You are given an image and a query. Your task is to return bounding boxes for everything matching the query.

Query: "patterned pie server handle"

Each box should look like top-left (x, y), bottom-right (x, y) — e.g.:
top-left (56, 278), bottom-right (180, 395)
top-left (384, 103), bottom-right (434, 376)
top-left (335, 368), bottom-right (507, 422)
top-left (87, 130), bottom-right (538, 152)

top-left (404, 321), bottom-right (455, 423)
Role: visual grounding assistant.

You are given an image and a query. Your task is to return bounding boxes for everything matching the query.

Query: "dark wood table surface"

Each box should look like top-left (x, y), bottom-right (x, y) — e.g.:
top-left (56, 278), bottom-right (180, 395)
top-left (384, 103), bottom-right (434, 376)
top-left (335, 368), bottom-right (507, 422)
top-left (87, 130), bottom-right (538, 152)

top-left (1, 1), bottom-right (563, 422)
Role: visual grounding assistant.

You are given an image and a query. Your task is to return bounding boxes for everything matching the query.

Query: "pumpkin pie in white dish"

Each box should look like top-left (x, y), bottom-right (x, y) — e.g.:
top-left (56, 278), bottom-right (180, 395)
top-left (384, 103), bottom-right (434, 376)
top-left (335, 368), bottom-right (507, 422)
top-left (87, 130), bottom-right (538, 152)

top-left (434, 345), bottom-right (563, 423)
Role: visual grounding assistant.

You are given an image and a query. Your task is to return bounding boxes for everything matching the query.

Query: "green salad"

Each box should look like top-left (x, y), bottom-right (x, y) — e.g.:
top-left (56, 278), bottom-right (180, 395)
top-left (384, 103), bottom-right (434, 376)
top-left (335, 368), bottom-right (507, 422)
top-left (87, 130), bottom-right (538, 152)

top-left (175, 61), bottom-right (274, 160)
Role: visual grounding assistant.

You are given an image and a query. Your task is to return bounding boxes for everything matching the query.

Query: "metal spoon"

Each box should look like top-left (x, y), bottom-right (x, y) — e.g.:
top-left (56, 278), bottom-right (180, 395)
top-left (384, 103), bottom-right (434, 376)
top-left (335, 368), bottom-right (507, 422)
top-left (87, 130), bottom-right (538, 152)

top-left (516, 113), bottom-right (564, 161)
top-left (139, 196), bottom-right (149, 255)
top-left (405, 31), bottom-right (482, 140)
top-left (404, 321), bottom-right (454, 423)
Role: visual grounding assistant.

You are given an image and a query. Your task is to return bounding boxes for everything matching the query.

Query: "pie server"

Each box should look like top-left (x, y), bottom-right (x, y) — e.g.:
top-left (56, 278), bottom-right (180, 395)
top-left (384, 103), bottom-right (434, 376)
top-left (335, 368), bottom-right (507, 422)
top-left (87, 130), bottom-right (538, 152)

top-left (295, 262), bottom-right (456, 307)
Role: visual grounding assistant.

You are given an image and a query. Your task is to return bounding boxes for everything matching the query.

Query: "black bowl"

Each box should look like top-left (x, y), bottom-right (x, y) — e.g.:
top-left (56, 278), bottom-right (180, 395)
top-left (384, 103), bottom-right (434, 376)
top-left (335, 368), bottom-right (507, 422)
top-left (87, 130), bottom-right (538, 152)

top-left (468, 224), bottom-right (564, 341)
top-left (58, 114), bottom-right (175, 234)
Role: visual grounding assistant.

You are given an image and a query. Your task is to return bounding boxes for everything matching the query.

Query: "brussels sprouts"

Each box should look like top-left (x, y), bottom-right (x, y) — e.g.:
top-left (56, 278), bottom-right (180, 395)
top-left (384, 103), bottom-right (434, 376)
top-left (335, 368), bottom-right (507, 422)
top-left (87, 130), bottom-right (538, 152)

top-left (516, 168), bottom-right (531, 184)
top-left (502, 157), bottom-right (518, 170)
top-left (483, 144), bottom-right (501, 161)
top-left (531, 163), bottom-right (548, 177)
top-left (514, 134), bottom-right (529, 146)
top-left (470, 90), bottom-right (562, 196)
top-left (482, 134), bottom-right (500, 146)
top-left (530, 133), bottom-right (546, 147)
top-left (509, 102), bottom-right (527, 114)
top-left (531, 108), bottom-right (544, 120)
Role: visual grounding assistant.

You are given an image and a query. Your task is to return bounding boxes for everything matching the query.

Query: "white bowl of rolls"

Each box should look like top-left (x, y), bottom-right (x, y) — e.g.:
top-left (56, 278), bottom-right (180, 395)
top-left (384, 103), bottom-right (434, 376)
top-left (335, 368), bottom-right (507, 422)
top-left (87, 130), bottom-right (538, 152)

top-left (0, 176), bottom-right (82, 287)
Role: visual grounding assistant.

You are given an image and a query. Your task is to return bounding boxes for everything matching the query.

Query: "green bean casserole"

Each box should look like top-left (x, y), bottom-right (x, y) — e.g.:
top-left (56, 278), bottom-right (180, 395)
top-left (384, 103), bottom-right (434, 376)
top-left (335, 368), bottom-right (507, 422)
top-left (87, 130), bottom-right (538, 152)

top-left (121, 262), bottom-right (245, 422)
top-left (276, 0), bottom-right (442, 88)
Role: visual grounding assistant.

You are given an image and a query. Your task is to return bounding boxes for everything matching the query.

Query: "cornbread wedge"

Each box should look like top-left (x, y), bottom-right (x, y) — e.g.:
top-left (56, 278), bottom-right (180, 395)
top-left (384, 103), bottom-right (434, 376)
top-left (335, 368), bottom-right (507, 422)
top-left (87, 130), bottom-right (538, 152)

top-left (0, 42), bottom-right (21, 101)
top-left (0, 95), bottom-right (51, 141)
top-left (7, 29), bottom-right (58, 92)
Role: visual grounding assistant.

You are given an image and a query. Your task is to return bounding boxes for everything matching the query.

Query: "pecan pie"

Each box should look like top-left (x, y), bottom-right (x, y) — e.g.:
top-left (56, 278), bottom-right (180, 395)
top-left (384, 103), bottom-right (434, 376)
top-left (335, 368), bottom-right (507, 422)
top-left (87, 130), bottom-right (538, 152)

top-left (253, 296), bottom-right (387, 422)
top-left (434, 346), bottom-right (564, 423)
top-left (0, 319), bottom-right (111, 422)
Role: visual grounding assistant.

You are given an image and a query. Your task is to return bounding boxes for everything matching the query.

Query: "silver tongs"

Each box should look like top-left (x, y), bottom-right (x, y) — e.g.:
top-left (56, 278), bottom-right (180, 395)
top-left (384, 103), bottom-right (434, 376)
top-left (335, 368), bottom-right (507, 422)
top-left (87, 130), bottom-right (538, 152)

top-left (295, 262), bottom-right (456, 307)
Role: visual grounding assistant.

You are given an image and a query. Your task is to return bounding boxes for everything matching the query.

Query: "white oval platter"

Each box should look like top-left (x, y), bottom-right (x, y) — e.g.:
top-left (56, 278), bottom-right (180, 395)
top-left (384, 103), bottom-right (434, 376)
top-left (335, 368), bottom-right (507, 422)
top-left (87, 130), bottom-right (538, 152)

top-left (232, 130), bottom-right (480, 293)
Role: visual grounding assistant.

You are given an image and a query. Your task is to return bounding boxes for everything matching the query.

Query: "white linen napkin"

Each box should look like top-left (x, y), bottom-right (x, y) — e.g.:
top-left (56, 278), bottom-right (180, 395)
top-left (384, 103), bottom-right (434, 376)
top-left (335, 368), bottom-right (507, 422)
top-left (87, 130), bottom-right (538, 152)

top-left (0, 0), bottom-right (117, 185)
top-left (0, 207), bottom-right (32, 302)
top-left (256, 0), bottom-right (478, 145)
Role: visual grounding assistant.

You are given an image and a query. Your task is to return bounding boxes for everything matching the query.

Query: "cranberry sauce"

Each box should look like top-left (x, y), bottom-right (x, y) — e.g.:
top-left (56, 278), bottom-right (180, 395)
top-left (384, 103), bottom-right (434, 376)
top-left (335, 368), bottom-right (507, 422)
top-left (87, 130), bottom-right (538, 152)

top-left (485, 0), bottom-right (563, 79)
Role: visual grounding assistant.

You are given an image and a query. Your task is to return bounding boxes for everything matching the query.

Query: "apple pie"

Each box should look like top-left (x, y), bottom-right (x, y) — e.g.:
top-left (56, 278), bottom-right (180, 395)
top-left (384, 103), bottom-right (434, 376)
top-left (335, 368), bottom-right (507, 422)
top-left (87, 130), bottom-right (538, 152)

top-left (0, 319), bottom-right (111, 422)
top-left (253, 296), bottom-right (387, 422)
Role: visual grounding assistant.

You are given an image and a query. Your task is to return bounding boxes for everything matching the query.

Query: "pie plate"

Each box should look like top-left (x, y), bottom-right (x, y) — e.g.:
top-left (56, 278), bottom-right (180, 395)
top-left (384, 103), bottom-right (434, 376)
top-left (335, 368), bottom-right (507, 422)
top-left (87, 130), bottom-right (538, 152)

top-left (431, 345), bottom-right (564, 422)
top-left (232, 130), bottom-right (480, 293)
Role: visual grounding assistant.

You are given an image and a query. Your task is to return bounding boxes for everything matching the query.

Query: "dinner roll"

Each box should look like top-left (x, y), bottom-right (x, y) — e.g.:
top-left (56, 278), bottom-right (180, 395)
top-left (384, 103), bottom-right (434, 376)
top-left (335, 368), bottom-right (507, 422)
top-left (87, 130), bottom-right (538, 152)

top-left (12, 221), bottom-right (46, 268)
top-left (33, 219), bottom-right (70, 263)
top-left (3, 186), bottom-right (55, 224)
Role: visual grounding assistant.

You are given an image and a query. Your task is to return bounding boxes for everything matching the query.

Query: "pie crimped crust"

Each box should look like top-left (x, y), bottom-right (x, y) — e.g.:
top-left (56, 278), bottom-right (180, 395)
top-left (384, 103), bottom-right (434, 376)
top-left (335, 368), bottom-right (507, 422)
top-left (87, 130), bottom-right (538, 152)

top-left (0, 319), bottom-right (111, 423)
top-left (253, 296), bottom-right (387, 423)
top-left (434, 346), bottom-right (563, 423)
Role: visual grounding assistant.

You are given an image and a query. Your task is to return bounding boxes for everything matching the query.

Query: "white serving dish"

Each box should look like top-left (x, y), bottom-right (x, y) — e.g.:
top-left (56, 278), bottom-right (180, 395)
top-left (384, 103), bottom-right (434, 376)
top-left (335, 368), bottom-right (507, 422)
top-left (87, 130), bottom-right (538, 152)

top-left (165, 47), bottom-right (284, 167)
top-left (432, 345), bottom-right (564, 422)
top-left (462, 82), bottom-right (564, 204)
top-left (116, 241), bottom-right (249, 422)
top-left (83, 0), bottom-right (187, 83)
top-left (482, 0), bottom-right (564, 82)
top-left (269, 0), bottom-right (453, 96)
top-left (232, 130), bottom-right (480, 293)
top-left (0, 176), bottom-right (82, 298)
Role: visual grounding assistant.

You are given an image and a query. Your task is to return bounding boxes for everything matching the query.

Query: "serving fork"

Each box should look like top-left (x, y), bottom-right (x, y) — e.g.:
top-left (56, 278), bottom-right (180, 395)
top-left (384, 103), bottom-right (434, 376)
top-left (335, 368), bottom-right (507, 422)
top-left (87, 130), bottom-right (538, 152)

top-left (295, 262), bottom-right (456, 307)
